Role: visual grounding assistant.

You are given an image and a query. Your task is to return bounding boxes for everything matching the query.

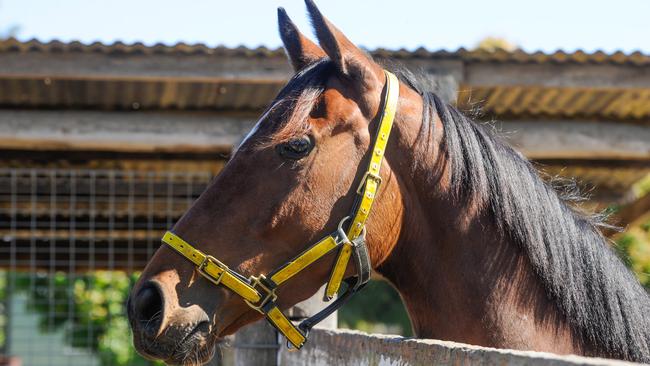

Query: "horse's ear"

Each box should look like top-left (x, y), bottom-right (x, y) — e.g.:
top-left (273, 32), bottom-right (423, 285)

top-left (304, 0), bottom-right (383, 91)
top-left (278, 7), bottom-right (325, 72)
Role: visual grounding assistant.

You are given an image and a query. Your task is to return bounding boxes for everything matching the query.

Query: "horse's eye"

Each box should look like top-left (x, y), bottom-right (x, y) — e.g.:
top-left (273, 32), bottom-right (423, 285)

top-left (276, 135), bottom-right (314, 160)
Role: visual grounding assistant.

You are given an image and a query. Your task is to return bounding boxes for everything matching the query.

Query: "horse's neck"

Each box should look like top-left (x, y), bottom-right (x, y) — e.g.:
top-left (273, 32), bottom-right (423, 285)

top-left (376, 100), bottom-right (582, 354)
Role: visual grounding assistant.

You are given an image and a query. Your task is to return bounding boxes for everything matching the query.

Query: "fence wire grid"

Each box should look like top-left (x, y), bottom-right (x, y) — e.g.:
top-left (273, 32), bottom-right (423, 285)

top-left (0, 168), bottom-right (213, 366)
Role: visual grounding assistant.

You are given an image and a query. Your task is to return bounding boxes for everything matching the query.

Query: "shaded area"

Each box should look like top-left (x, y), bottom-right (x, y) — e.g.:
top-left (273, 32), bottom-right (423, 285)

top-left (339, 280), bottom-right (412, 336)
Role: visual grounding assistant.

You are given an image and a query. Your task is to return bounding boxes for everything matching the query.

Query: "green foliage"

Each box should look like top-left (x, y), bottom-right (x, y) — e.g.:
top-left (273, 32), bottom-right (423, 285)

top-left (339, 280), bottom-right (412, 336)
top-left (631, 174), bottom-right (650, 198)
top-left (99, 316), bottom-right (153, 366)
top-left (615, 175), bottom-right (650, 290)
top-left (11, 271), bottom-right (162, 366)
top-left (0, 271), bottom-right (6, 349)
top-left (616, 218), bottom-right (650, 289)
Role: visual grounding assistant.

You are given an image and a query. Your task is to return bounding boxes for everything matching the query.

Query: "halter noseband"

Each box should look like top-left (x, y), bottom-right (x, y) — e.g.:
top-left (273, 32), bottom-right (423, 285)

top-left (161, 70), bottom-right (399, 349)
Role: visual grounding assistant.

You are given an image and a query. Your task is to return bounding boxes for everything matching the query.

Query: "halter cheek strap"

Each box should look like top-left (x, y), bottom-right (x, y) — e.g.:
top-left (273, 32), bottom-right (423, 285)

top-left (325, 70), bottom-right (399, 299)
top-left (161, 70), bottom-right (399, 350)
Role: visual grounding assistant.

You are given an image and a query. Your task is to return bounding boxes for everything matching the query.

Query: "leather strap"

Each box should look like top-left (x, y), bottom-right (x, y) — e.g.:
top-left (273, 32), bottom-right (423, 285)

top-left (163, 230), bottom-right (343, 349)
top-left (162, 231), bottom-right (261, 303)
top-left (263, 302), bottom-right (307, 348)
top-left (268, 235), bottom-right (339, 286)
top-left (324, 70), bottom-right (400, 298)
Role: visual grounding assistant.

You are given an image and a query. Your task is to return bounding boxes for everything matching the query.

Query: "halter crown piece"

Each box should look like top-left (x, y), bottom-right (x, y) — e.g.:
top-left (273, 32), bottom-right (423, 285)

top-left (161, 70), bottom-right (399, 349)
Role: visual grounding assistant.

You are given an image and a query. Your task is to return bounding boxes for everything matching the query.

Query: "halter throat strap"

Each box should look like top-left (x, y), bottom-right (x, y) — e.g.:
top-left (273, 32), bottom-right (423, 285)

top-left (161, 70), bottom-right (399, 349)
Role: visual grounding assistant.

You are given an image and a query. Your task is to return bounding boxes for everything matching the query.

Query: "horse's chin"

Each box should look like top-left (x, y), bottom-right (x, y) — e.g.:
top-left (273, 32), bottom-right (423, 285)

top-left (164, 335), bottom-right (222, 366)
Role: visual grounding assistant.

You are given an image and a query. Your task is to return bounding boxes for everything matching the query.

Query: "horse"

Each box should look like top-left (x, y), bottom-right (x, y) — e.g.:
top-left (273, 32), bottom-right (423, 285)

top-left (127, 1), bottom-right (650, 365)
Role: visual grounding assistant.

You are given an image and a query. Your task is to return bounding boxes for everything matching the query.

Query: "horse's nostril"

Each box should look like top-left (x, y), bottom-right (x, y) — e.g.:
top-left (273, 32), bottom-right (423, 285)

top-left (133, 282), bottom-right (164, 335)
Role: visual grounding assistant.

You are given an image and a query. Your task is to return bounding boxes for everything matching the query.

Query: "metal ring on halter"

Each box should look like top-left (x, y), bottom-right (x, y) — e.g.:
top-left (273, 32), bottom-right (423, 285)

top-left (286, 340), bottom-right (299, 352)
top-left (335, 216), bottom-right (366, 246)
top-left (284, 320), bottom-right (312, 351)
top-left (335, 216), bottom-right (351, 245)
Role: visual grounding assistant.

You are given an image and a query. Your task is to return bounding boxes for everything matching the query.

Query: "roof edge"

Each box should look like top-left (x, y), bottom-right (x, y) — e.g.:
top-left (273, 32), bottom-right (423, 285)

top-left (1, 38), bottom-right (649, 65)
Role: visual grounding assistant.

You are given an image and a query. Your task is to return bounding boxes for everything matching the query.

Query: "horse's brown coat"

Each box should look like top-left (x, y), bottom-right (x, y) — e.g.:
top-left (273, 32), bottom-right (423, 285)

top-left (127, 2), bottom-right (640, 365)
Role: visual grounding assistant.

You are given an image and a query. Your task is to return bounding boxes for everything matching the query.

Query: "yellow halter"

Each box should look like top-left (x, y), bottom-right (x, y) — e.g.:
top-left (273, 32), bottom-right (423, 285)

top-left (161, 70), bottom-right (399, 349)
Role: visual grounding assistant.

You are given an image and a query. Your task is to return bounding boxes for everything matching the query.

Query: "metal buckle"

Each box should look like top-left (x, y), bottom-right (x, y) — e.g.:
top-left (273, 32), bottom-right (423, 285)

top-left (245, 274), bottom-right (278, 313)
top-left (198, 255), bottom-right (229, 286)
top-left (356, 171), bottom-right (382, 195)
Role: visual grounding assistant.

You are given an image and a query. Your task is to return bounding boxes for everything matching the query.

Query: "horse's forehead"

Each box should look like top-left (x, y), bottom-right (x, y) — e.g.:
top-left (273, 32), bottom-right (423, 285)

top-left (237, 71), bottom-right (365, 151)
top-left (319, 81), bottom-right (361, 113)
top-left (234, 105), bottom-right (274, 152)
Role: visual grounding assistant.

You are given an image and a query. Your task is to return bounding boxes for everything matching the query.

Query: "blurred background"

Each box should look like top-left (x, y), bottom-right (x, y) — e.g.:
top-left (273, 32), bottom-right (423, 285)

top-left (0, 0), bottom-right (649, 365)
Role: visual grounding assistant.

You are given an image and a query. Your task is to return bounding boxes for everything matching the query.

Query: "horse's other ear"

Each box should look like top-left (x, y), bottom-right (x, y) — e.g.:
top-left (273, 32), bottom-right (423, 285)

top-left (304, 0), bottom-right (383, 91)
top-left (278, 7), bottom-right (325, 72)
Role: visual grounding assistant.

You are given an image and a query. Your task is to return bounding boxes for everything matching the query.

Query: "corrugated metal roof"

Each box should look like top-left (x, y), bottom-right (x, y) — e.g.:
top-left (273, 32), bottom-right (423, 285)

top-left (2, 38), bottom-right (649, 66)
top-left (3, 76), bottom-right (650, 119)
top-left (457, 49), bottom-right (650, 66)
top-left (2, 39), bottom-right (649, 118)
top-left (0, 75), bottom-right (283, 110)
top-left (458, 85), bottom-right (650, 120)
top-left (0, 38), bottom-right (287, 57)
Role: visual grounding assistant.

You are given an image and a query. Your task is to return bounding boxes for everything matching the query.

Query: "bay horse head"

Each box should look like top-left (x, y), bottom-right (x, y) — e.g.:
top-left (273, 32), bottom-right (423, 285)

top-left (129, 1), bottom-right (650, 364)
top-left (128, 1), bottom-right (412, 364)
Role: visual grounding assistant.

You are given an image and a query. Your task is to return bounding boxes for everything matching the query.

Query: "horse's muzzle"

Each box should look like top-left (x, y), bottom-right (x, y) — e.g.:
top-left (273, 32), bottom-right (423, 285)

top-left (128, 281), bottom-right (215, 365)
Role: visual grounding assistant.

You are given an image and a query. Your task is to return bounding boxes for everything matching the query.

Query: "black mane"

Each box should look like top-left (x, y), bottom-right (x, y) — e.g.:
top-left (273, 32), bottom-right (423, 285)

top-left (267, 59), bottom-right (650, 361)
top-left (395, 68), bottom-right (650, 362)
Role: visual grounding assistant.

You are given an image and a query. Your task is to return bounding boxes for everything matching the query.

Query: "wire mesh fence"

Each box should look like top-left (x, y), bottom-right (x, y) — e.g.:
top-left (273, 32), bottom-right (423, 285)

top-left (0, 168), bottom-right (213, 366)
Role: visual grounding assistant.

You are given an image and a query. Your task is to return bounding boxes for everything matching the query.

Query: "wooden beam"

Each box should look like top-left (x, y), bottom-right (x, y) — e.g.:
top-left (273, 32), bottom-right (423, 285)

top-left (465, 63), bottom-right (650, 88)
top-left (0, 110), bottom-right (256, 153)
top-left (4, 112), bottom-right (649, 161)
top-left (0, 50), bottom-right (463, 84)
top-left (497, 120), bottom-right (650, 160)
top-left (0, 51), bottom-right (293, 80)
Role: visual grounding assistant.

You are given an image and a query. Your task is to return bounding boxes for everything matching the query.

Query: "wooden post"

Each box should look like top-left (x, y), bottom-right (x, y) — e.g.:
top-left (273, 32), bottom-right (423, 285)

top-left (232, 285), bottom-right (337, 366)
top-left (232, 321), bottom-right (279, 366)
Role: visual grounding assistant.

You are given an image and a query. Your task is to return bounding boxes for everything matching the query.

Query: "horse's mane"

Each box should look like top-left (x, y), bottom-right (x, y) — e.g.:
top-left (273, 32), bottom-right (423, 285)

top-left (393, 67), bottom-right (650, 362)
top-left (267, 59), bottom-right (650, 361)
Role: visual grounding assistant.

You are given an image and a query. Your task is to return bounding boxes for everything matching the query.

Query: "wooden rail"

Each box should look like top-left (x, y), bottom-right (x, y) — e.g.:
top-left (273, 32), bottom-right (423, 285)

top-left (277, 329), bottom-right (640, 366)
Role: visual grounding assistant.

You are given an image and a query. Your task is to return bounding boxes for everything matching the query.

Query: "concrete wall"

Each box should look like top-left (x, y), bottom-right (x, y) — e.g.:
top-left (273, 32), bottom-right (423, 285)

top-left (278, 329), bottom-right (642, 366)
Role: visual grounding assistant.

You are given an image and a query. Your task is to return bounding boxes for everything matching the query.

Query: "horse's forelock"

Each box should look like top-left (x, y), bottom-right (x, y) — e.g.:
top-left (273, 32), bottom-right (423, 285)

top-left (254, 60), bottom-right (331, 148)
